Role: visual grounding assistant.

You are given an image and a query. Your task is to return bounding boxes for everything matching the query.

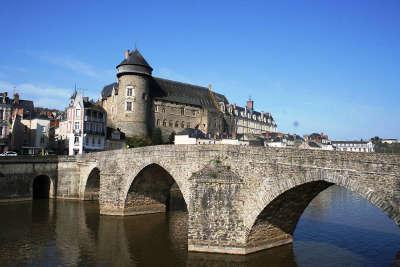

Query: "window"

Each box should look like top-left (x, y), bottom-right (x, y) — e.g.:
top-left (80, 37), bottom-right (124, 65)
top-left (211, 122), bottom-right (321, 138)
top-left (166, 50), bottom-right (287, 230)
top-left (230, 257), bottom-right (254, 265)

top-left (187, 122), bottom-right (190, 128)
top-left (92, 136), bottom-right (95, 145)
top-left (181, 121), bottom-right (185, 128)
top-left (74, 122), bottom-right (80, 130)
top-left (74, 136), bottom-right (79, 144)
top-left (126, 101), bottom-right (132, 111)
top-left (157, 119), bottom-right (160, 126)
top-left (163, 120), bottom-right (167, 127)
top-left (181, 107), bottom-right (185, 116)
top-left (0, 126), bottom-right (2, 136)
top-left (162, 107), bottom-right (166, 113)
top-left (126, 86), bottom-right (134, 97)
top-left (169, 120), bottom-right (173, 127)
top-left (75, 109), bottom-right (81, 119)
top-left (85, 137), bottom-right (89, 145)
top-left (175, 121), bottom-right (179, 128)
top-left (155, 105), bottom-right (159, 112)
top-left (192, 110), bottom-right (196, 116)
top-left (0, 110), bottom-right (3, 120)
top-left (98, 137), bottom-right (101, 145)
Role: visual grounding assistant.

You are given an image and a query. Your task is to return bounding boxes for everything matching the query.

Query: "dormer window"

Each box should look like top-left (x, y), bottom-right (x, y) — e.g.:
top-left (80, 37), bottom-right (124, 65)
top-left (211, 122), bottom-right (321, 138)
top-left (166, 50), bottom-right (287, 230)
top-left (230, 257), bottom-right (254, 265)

top-left (219, 102), bottom-right (225, 112)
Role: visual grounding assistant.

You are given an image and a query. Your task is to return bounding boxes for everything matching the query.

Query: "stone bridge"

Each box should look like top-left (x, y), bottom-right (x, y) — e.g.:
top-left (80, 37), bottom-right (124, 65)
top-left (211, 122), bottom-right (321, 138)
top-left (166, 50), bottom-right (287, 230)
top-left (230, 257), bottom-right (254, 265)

top-left (1, 145), bottom-right (400, 254)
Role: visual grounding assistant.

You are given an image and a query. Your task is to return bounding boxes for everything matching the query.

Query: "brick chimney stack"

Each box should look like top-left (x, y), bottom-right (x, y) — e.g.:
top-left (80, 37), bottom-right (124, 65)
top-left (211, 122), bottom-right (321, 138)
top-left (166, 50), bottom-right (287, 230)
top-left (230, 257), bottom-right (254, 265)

top-left (246, 98), bottom-right (254, 110)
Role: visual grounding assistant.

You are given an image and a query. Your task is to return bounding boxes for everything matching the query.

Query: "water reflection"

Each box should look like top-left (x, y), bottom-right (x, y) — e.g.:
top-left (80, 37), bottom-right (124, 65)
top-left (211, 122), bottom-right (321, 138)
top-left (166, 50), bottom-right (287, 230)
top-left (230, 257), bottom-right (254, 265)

top-left (0, 186), bottom-right (399, 266)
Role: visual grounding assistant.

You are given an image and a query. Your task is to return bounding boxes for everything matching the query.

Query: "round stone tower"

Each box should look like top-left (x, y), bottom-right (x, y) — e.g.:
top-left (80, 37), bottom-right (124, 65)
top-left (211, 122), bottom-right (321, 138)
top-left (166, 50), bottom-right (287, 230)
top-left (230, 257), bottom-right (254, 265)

top-left (116, 49), bottom-right (153, 138)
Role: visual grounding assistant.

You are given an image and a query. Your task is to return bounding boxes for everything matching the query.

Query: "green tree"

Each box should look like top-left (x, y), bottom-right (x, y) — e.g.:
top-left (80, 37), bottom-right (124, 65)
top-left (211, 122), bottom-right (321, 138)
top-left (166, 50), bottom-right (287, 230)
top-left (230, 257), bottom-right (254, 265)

top-left (168, 131), bottom-right (176, 144)
top-left (126, 136), bottom-right (152, 148)
top-left (151, 128), bottom-right (163, 145)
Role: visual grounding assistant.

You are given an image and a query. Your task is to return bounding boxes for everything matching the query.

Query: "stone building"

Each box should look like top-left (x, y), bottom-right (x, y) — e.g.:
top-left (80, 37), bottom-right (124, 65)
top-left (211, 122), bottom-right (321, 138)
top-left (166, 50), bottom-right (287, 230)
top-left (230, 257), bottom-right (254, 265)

top-left (0, 91), bottom-right (34, 152)
top-left (101, 49), bottom-right (277, 141)
top-left (66, 91), bottom-right (107, 155)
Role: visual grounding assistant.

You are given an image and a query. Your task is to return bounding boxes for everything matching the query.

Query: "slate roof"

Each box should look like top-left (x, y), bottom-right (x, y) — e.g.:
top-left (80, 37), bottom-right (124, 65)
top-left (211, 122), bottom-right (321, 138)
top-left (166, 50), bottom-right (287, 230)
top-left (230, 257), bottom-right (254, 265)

top-left (151, 77), bottom-right (228, 110)
top-left (101, 83), bottom-right (117, 99)
top-left (117, 49), bottom-right (153, 71)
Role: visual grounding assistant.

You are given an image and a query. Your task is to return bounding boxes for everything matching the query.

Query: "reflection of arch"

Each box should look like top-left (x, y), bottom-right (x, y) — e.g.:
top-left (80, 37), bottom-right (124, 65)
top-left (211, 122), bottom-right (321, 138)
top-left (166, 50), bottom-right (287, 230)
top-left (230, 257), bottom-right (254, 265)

top-left (84, 168), bottom-right (100, 201)
top-left (245, 172), bottom-right (400, 253)
top-left (33, 175), bottom-right (52, 199)
top-left (123, 163), bottom-right (187, 215)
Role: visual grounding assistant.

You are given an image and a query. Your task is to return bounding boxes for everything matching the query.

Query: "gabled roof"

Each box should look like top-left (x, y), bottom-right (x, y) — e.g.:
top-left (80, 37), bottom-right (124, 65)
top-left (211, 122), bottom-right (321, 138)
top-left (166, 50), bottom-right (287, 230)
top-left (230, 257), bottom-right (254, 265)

top-left (117, 49), bottom-right (153, 71)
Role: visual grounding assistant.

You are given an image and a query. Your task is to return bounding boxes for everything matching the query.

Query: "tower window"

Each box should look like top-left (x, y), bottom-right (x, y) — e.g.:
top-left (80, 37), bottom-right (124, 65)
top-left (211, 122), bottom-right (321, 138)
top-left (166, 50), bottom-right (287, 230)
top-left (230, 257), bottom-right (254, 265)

top-left (126, 86), bottom-right (134, 97)
top-left (126, 101), bottom-right (132, 111)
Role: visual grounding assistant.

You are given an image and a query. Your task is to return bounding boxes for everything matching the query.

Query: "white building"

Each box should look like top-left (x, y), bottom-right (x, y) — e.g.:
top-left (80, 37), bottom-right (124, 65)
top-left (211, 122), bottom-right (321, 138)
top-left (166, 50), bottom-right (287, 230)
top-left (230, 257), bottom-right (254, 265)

top-left (174, 135), bottom-right (249, 146)
top-left (381, 139), bottom-right (399, 144)
top-left (67, 92), bottom-right (107, 155)
top-left (20, 118), bottom-right (51, 154)
top-left (332, 141), bottom-right (374, 153)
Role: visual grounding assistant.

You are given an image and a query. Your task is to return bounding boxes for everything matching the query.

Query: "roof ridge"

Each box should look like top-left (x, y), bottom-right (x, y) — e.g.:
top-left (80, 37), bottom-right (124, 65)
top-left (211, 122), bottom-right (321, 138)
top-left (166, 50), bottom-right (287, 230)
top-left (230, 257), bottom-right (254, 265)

top-left (154, 76), bottom-right (209, 91)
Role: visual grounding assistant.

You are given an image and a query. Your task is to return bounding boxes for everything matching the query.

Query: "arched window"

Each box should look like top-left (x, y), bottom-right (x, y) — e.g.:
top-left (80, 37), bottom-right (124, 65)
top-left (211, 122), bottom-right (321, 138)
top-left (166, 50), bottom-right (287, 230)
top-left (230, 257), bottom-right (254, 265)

top-left (181, 107), bottom-right (185, 116)
top-left (169, 120), bottom-right (173, 127)
top-left (175, 121), bottom-right (179, 128)
top-left (187, 122), bottom-right (190, 128)
top-left (163, 120), bottom-right (167, 127)
top-left (181, 121), bottom-right (185, 128)
top-left (156, 119), bottom-right (160, 126)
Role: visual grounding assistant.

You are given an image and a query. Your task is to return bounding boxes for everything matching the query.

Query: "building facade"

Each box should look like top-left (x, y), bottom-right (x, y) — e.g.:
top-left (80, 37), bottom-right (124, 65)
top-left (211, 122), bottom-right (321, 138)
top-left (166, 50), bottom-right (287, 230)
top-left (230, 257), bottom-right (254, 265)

top-left (0, 92), bottom-right (34, 153)
top-left (67, 92), bottom-right (107, 155)
top-left (20, 118), bottom-right (51, 154)
top-left (101, 49), bottom-right (277, 141)
top-left (332, 140), bottom-right (374, 152)
top-left (0, 92), bottom-right (12, 153)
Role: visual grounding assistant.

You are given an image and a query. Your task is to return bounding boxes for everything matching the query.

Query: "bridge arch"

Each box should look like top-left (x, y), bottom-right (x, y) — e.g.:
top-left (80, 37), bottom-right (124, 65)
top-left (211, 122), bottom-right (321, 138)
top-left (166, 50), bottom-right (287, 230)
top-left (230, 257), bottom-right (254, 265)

top-left (122, 162), bottom-right (188, 215)
top-left (83, 167), bottom-right (100, 201)
top-left (32, 174), bottom-right (55, 199)
top-left (244, 170), bottom-right (399, 253)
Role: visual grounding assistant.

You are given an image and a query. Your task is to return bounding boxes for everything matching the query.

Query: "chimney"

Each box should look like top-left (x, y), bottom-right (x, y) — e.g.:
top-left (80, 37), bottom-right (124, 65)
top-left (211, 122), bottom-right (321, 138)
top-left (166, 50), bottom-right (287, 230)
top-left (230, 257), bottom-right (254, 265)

top-left (246, 98), bottom-right (254, 110)
top-left (13, 93), bottom-right (20, 104)
top-left (124, 49), bottom-right (130, 59)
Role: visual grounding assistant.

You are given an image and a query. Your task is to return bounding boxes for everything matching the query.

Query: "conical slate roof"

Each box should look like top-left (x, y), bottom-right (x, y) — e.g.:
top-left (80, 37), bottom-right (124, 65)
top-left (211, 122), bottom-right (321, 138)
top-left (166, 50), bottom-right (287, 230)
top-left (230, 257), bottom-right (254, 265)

top-left (117, 49), bottom-right (153, 71)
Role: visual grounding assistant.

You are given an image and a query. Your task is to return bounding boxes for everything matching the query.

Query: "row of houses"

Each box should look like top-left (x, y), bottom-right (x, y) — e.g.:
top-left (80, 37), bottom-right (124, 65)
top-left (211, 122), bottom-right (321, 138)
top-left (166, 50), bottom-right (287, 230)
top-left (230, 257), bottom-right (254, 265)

top-left (174, 131), bottom-right (377, 153)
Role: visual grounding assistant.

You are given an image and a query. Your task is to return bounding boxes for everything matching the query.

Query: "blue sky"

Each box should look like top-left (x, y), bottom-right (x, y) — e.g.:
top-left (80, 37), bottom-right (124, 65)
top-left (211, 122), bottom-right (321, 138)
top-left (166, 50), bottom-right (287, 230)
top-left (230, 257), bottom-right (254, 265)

top-left (0, 0), bottom-right (399, 140)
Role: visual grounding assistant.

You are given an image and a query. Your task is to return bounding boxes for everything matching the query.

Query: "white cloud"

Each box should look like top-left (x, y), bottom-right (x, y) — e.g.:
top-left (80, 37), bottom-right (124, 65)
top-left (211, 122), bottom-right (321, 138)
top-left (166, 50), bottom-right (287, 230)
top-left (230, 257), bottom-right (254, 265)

top-left (0, 80), bottom-right (72, 109)
top-left (21, 50), bottom-right (113, 79)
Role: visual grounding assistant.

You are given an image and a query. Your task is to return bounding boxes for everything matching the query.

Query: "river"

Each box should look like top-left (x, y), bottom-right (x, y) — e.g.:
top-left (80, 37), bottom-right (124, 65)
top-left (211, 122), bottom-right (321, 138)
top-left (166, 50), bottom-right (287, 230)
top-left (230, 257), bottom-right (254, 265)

top-left (0, 185), bottom-right (399, 267)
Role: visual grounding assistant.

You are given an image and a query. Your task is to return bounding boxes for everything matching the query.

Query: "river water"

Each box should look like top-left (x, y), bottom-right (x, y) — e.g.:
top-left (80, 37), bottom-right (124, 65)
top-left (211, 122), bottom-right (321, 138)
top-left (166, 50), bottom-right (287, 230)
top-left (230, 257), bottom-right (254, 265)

top-left (0, 185), bottom-right (399, 267)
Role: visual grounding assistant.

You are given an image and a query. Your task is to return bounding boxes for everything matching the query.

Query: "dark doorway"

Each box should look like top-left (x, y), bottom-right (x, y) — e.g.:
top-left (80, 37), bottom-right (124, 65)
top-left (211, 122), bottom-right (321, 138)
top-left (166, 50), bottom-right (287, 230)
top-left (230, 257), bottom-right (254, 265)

top-left (33, 175), bottom-right (51, 199)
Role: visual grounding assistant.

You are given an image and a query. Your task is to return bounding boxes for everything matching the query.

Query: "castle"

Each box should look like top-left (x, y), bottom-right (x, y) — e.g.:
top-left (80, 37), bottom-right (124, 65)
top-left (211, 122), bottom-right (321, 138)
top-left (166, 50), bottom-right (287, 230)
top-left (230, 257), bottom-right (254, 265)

top-left (101, 49), bottom-right (277, 140)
